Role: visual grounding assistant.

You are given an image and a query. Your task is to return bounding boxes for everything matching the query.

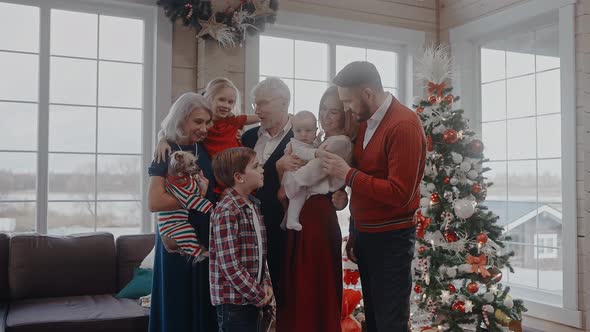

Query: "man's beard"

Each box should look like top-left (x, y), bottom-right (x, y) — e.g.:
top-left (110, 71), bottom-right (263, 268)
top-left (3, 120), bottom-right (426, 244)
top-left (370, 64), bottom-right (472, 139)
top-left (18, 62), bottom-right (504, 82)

top-left (356, 100), bottom-right (372, 122)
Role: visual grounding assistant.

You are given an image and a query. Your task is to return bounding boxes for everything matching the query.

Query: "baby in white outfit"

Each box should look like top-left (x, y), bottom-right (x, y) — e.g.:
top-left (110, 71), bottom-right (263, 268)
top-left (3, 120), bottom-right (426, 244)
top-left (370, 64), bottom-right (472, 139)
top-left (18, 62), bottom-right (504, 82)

top-left (282, 111), bottom-right (352, 231)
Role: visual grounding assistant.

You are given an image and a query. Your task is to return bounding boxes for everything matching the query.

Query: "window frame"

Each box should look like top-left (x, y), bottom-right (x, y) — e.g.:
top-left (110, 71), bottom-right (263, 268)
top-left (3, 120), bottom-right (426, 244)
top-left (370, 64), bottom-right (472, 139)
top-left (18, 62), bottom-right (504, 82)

top-left (0, 0), bottom-right (172, 235)
top-left (244, 11), bottom-right (426, 115)
top-left (450, 0), bottom-right (579, 327)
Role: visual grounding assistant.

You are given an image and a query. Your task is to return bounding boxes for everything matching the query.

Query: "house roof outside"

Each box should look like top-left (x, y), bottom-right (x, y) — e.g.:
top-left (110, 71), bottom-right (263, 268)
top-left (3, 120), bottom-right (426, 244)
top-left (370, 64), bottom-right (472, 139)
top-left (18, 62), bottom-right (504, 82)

top-left (484, 200), bottom-right (562, 232)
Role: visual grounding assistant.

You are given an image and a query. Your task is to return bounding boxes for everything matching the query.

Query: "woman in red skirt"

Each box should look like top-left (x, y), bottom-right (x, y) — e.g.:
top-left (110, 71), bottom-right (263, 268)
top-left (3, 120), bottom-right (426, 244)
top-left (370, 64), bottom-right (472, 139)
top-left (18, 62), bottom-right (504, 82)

top-left (276, 86), bottom-right (358, 332)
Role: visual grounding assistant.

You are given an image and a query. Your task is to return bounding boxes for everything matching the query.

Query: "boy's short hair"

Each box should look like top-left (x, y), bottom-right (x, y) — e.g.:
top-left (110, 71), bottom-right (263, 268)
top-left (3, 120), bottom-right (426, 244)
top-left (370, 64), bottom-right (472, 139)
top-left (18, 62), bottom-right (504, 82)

top-left (212, 147), bottom-right (257, 188)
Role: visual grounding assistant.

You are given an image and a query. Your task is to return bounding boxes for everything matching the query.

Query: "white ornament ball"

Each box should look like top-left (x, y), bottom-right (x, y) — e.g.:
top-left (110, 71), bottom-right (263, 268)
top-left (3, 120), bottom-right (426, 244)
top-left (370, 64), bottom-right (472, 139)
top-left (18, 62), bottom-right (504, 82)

top-left (420, 197), bottom-right (431, 208)
top-left (438, 265), bottom-right (447, 275)
top-left (450, 177), bottom-right (459, 186)
top-left (451, 152), bottom-right (463, 164)
top-left (467, 170), bottom-right (479, 180)
top-left (503, 298), bottom-right (514, 309)
top-left (454, 199), bottom-right (475, 219)
top-left (474, 163), bottom-right (483, 172)
top-left (446, 267), bottom-right (457, 278)
top-left (483, 292), bottom-right (495, 303)
top-left (460, 161), bottom-right (471, 172)
top-left (483, 304), bottom-right (495, 313)
top-left (427, 183), bottom-right (436, 192)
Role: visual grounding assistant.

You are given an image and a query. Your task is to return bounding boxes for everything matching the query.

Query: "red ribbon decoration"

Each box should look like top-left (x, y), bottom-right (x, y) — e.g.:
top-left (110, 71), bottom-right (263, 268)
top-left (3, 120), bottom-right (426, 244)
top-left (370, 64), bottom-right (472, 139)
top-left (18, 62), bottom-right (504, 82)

top-left (466, 254), bottom-right (491, 277)
top-left (428, 81), bottom-right (446, 97)
top-left (415, 210), bottom-right (431, 239)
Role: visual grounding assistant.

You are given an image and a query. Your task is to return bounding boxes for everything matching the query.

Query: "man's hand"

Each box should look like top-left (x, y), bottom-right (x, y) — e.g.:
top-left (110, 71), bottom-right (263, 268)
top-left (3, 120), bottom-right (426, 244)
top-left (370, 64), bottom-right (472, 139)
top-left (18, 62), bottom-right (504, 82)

top-left (276, 154), bottom-right (307, 173)
top-left (344, 232), bottom-right (358, 264)
top-left (332, 189), bottom-right (348, 211)
top-left (161, 235), bottom-right (181, 254)
top-left (319, 150), bottom-right (351, 180)
top-left (154, 138), bottom-right (172, 163)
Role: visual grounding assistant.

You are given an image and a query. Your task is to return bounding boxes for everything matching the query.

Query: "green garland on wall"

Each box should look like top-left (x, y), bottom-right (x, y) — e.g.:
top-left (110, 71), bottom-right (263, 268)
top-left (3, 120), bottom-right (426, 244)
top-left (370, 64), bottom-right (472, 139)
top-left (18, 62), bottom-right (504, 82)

top-left (157, 0), bottom-right (278, 48)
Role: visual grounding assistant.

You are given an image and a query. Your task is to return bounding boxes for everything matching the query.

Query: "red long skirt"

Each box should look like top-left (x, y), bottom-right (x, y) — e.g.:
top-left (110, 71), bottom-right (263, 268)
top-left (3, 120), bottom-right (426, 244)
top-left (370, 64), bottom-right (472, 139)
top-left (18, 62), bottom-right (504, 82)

top-left (276, 194), bottom-right (343, 332)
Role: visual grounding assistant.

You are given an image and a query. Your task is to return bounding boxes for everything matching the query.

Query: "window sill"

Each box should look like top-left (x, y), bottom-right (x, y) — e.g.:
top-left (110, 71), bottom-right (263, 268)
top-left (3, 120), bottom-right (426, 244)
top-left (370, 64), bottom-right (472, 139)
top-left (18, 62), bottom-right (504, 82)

top-left (507, 285), bottom-right (582, 328)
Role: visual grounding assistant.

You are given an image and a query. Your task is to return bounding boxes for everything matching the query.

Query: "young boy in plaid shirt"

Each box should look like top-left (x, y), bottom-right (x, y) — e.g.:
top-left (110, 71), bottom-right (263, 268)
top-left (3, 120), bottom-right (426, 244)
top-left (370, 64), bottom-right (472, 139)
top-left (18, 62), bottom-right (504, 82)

top-left (210, 147), bottom-right (273, 332)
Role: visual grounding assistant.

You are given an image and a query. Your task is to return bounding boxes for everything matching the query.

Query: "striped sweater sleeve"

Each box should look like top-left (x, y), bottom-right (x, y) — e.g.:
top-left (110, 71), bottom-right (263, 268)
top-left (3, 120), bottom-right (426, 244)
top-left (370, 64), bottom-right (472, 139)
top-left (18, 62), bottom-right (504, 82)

top-left (345, 123), bottom-right (425, 208)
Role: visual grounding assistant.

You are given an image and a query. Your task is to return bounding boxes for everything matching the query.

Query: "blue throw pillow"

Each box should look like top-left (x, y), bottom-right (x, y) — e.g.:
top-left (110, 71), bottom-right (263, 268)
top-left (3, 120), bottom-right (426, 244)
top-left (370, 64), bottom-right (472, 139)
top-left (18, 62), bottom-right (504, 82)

top-left (116, 268), bottom-right (153, 299)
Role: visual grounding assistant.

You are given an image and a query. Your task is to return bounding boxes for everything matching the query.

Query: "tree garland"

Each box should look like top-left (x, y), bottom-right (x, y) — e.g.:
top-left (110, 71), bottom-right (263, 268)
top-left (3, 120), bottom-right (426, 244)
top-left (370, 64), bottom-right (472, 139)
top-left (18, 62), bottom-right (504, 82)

top-left (157, 0), bottom-right (278, 48)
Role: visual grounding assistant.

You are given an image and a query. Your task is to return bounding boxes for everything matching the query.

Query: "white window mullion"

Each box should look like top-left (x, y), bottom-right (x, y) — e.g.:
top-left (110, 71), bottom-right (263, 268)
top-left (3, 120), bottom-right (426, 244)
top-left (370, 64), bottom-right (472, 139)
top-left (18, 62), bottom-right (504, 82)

top-left (558, 3), bottom-right (577, 311)
top-left (36, 3), bottom-right (50, 234)
top-left (94, 14), bottom-right (100, 232)
top-left (328, 43), bottom-right (335, 84)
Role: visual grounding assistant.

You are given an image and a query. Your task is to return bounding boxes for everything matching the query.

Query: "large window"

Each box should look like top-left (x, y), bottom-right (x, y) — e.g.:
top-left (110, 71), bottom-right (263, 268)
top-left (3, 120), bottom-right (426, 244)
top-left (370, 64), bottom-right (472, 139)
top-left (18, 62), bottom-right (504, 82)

top-left (480, 24), bottom-right (563, 303)
top-left (451, 1), bottom-right (579, 325)
top-left (258, 35), bottom-right (399, 120)
top-left (0, 1), bottom-right (156, 237)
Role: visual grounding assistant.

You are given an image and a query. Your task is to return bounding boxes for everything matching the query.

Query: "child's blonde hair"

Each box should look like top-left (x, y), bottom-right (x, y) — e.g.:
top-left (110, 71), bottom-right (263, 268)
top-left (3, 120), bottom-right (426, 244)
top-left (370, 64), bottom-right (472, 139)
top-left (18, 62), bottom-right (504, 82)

top-left (204, 77), bottom-right (242, 115)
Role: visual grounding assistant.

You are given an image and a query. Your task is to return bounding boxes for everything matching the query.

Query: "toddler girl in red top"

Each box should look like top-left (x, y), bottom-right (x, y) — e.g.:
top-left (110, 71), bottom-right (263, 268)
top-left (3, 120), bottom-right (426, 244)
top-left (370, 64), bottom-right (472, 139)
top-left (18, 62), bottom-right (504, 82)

top-left (155, 78), bottom-right (260, 192)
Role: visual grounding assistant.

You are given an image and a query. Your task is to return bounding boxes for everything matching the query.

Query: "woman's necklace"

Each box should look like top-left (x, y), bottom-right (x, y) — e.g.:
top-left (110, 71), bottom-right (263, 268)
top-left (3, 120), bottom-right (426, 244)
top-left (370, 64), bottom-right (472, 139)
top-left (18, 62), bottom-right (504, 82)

top-left (175, 142), bottom-right (198, 157)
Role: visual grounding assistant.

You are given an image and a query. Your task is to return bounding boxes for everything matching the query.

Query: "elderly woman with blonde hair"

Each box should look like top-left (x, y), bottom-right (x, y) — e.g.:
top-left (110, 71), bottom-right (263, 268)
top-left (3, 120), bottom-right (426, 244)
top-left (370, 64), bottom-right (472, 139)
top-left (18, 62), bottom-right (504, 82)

top-left (147, 92), bottom-right (218, 332)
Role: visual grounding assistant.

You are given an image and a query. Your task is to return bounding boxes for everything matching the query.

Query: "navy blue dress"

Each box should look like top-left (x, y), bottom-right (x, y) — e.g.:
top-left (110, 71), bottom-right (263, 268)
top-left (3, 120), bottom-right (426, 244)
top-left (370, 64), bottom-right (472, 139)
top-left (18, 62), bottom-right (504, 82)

top-left (148, 143), bottom-right (218, 332)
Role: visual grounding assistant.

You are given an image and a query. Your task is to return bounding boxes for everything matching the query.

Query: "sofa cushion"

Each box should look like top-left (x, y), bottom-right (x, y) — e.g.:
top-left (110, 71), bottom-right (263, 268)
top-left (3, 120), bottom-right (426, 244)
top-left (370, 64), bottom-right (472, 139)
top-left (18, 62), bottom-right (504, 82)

top-left (6, 294), bottom-right (149, 332)
top-left (0, 233), bottom-right (9, 301)
top-left (116, 234), bottom-right (155, 291)
top-left (9, 233), bottom-right (117, 300)
top-left (115, 268), bottom-right (152, 299)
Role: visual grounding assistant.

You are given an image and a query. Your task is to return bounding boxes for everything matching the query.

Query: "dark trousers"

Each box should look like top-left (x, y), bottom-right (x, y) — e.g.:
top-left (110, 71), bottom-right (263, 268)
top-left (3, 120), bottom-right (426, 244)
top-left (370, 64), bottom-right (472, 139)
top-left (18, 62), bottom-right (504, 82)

top-left (216, 304), bottom-right (259, 332)
top-left (356, 226), bottom-right (416, 332)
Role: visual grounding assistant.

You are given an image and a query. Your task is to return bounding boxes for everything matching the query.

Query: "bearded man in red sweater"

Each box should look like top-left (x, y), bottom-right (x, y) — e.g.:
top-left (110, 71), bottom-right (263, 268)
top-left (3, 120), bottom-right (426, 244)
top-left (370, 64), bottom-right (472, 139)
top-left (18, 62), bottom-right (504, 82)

top-left (320, 61), bottom-right (426, 332)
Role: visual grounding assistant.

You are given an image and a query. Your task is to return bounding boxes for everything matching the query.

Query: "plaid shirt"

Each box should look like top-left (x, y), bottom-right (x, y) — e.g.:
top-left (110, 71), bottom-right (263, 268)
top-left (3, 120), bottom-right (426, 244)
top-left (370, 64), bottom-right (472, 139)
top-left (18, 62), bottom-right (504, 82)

top-left (209, 188), bottom-right (272, 306)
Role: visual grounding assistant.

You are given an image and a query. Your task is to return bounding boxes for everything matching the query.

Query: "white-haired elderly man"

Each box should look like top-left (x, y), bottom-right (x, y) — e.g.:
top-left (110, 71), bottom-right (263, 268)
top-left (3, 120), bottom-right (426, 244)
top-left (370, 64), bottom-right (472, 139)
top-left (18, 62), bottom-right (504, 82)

top-left (242, 77), bottom-right (297, 299)
top-left (242, 77), bottom-right (348, 303)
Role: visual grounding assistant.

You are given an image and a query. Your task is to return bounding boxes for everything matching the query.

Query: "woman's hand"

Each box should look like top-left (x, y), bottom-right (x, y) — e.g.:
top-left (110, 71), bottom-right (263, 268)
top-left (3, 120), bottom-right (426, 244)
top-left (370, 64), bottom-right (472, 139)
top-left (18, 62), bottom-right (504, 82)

top-left (332, 189), bottom-right (348, 211)
top-left (195, 170), bottom-right (209, 196)
top-left (154, 138), bottom-right (172, 163)
top-left (161, 235), bottom-right (181, 254)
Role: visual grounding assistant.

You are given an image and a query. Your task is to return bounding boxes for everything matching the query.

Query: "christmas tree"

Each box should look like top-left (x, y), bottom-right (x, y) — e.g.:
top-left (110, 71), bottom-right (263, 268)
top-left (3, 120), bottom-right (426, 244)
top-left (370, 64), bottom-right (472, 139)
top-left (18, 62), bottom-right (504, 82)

top-left (410, 46), bottom-right (526, 332)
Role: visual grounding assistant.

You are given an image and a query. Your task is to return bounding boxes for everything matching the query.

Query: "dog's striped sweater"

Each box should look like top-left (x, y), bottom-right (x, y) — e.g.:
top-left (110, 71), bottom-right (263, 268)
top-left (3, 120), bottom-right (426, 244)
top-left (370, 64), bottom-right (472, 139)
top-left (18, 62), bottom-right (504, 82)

top-left (157, 175), bottom-right (213, 260)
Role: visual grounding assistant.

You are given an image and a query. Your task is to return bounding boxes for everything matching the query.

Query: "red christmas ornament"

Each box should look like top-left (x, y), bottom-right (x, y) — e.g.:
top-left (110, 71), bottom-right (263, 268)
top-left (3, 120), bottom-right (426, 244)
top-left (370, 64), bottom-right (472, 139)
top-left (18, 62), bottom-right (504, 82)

top-left (476, 233), bottom-right (489, 244)
top-left (414, 284), bottom-right (422, 293)
top-left (452, 301), bottom-right (466, 312)
top-left (472, 183), bottom-right (482, 194)
top-left (442, 129), bottom-right (459, 144)
top-left (428, 95), bottom-right (437, 104)
top-left (444, 94), bottom-right (454, 104)
top-left (418, 246), bottom-right (427, 254)
top-left (467, 281), bottom-right (479, 294)
top-left (445, 230), bottom-right (458, 243)
top-left (444, 177), bottom-right (450, 184)
top-left (468, 139), bottom-right (485, 154)
top-left (416, 107), bottom-right (424, 114)
top-left (448, 284), bottom-right (456, 294)
top-left (430, 193), bottom-right (440, 204)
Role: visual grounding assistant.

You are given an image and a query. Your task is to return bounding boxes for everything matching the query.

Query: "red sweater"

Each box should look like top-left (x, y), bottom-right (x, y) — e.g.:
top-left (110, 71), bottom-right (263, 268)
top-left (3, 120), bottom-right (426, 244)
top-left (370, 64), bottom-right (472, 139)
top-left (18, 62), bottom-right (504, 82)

top-left (345, 97), bottom-right (426, 233)
top-left (204, 115), bottom-right (248, 157)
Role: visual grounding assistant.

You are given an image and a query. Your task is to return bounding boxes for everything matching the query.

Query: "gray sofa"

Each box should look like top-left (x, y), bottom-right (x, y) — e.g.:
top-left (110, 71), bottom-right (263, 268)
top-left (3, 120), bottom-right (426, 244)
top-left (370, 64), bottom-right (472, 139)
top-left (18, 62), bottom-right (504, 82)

top-left (0, 232), bottom-right (154, 332)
